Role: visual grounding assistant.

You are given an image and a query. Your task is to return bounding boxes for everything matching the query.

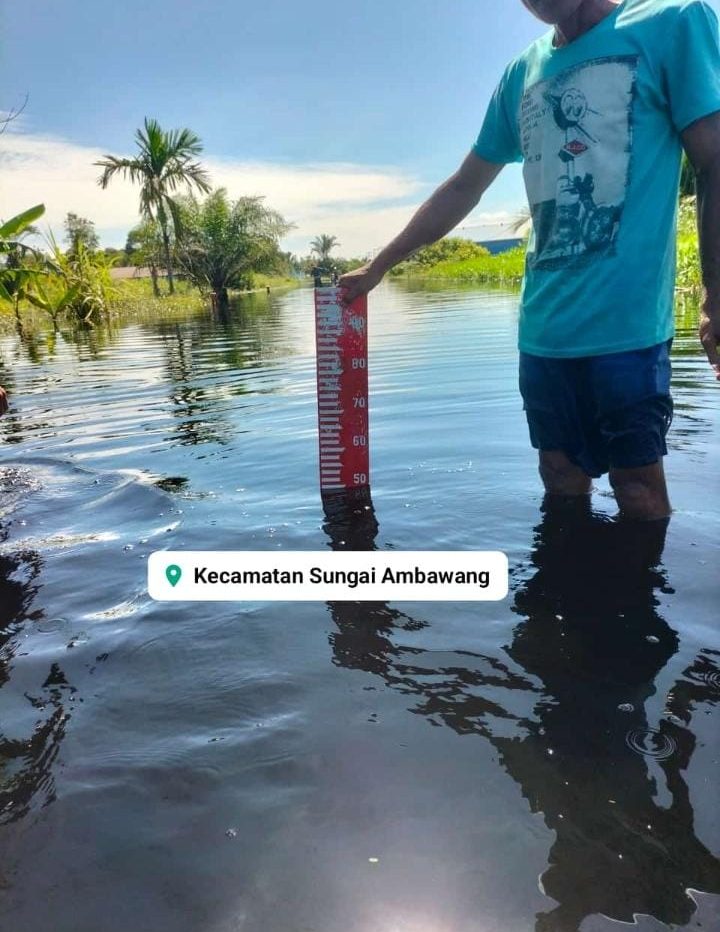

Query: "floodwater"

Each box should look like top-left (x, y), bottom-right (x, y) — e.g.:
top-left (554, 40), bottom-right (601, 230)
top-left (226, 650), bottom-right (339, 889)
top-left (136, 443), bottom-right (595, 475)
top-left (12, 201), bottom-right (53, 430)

top-left (0, 283), bottom-right (718, 932)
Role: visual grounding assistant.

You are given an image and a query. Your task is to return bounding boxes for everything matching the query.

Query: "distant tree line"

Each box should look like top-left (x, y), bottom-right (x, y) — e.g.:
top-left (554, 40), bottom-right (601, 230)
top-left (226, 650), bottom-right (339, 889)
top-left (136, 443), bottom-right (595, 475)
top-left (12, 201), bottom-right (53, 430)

top-left (0, 117), bottom-right (301, 327)
top-left (5, 113), bottom-right (696, 331)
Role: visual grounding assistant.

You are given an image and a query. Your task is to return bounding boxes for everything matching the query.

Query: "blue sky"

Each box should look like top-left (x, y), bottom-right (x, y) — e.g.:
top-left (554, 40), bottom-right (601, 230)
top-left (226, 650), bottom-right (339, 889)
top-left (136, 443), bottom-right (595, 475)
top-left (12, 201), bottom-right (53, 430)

top-left (1, 0), bottom-right (718, 255)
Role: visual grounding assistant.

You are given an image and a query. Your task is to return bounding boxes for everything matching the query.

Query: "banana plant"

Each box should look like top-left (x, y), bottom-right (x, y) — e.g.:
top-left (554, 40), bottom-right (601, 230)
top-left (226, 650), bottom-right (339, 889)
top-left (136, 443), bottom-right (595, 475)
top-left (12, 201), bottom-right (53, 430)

top-left (25, 279), bottom-right (81, 329)
top-left (0, 204), bottom-right (46, 332)
top-left (44, 232), bottom-right (117, 324)
top-left (0, 204), bottom-right (45, 260)
top-left (0, 267), bottom-right (40, 334)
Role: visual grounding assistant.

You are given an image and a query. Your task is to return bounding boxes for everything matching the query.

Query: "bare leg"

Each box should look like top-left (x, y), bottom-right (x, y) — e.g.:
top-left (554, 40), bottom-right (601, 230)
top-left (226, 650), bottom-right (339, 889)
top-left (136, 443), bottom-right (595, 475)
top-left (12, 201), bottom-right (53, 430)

top-left (609, 461), bottom-right (671, 521)
top-left (538, 450), bottom-right (592, 497)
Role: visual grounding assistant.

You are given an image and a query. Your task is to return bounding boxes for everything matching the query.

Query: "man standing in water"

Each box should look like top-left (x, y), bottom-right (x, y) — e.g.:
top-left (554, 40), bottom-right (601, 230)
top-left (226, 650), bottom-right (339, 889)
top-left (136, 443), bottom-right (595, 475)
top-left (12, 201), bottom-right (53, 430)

top-left (340, 0), bottom-right (720, 521)
top-left (0, 386), bottom-right (7, 417)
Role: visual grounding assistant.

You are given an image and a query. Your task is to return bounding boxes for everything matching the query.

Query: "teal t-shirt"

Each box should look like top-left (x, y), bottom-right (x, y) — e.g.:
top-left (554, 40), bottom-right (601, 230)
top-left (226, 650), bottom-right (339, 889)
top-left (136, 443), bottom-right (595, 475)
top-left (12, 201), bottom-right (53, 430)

top-left (473, 0), bottom-right (720, 357)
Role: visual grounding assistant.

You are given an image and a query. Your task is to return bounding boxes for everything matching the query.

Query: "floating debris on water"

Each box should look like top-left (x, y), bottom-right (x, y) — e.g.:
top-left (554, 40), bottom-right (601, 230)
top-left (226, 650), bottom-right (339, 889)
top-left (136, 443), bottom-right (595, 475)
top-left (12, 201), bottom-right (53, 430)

top-left (67, 632), bottom-right (90, 649)
top-left (663, 712), bottom-right (683, 725)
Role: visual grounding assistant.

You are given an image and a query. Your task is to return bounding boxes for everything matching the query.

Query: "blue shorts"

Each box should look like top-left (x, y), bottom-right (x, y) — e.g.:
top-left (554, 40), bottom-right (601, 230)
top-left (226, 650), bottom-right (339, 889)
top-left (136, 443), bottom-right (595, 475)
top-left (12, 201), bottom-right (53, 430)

top-left (519, 340), bottom-right (673, 478)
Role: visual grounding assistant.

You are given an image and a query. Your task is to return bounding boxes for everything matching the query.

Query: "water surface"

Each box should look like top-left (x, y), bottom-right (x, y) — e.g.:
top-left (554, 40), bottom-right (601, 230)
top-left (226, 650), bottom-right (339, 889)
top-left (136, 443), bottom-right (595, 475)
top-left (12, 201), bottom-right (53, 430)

top-left (0, 284), bottom-right (719, 932)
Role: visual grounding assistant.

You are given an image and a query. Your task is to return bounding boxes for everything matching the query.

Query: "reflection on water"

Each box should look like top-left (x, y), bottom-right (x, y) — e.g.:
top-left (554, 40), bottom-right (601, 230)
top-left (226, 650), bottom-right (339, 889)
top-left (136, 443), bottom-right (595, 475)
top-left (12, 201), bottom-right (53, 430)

top-left (1, 285), bottom-right (719, 931)
top-left (321, 489), bottom-right (720, 930)
top-left (509, 503), bottom-right (720, 931)
top-left (322, 489), bottom-right (428, 676)
top-left (0, 469), bottom-right (72, 825)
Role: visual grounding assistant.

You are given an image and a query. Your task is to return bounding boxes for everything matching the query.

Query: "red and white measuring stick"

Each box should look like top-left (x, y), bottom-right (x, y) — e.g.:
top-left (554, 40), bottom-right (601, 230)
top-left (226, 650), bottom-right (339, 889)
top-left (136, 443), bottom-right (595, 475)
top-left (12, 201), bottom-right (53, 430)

top-left (314, 286), bottom-right (369, 492)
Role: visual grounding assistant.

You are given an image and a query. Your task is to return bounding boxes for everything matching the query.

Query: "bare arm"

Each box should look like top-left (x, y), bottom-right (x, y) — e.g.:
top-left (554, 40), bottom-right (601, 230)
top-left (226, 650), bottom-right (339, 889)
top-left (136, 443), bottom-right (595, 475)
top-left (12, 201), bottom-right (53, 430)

top-left (0, 386), bottom-right (7, 416)
top-left (339, 151), bottom-right (504, 302)
top-left (682, 111), bottom-right (720, 379)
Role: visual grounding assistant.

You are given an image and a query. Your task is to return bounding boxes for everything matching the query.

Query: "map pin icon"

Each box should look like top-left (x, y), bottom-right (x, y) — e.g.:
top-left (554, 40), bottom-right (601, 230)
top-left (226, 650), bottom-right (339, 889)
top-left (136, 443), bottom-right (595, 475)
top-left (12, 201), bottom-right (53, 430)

top-left (166, 564), bottom-right (182, 587)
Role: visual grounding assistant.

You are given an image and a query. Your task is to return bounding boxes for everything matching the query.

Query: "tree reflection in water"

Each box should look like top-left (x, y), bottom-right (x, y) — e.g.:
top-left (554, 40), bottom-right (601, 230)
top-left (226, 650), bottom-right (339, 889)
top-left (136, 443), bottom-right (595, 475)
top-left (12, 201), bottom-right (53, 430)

top-left (0, 470), bottom-right (74, 826)
top-left (321, 490), bottom-right (720, 931)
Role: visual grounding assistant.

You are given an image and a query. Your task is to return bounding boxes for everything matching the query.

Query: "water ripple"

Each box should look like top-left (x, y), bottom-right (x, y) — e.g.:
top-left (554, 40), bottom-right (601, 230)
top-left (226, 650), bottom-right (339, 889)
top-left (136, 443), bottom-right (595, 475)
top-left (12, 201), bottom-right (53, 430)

top-left (625, 727), bottom-right (678, 760)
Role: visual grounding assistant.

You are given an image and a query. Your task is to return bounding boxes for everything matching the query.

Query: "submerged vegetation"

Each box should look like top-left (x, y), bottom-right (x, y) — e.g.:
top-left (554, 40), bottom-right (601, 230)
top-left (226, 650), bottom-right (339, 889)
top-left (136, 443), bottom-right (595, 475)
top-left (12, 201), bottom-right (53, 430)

top-left (174, 189), bottom-right (293, 309)
top-left (1, 204), bottom-right (117, 333)
top-left (0, 204), bottom-right (47, 332)
top-left (108, 273), bottom-right (298, 319)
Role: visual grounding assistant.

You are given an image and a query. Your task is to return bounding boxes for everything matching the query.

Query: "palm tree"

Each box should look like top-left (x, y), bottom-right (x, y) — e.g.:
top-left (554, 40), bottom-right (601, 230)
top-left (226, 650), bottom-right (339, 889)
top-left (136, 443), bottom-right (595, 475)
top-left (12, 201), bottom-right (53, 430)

top-left (310, 234), bottom-right (340, 266)
top-left (95, 118), bottom-right (211, 294)
top-left (509, 206), bottom-right (532, 239)
top-left (175, 188), bottom-right (293, 310)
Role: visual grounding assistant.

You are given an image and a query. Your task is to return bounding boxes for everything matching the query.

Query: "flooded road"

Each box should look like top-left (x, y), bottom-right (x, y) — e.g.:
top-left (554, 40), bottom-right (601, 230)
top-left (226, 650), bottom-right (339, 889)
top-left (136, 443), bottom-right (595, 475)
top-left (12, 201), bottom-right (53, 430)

top-left (0, 283), bottom-right (719, 931)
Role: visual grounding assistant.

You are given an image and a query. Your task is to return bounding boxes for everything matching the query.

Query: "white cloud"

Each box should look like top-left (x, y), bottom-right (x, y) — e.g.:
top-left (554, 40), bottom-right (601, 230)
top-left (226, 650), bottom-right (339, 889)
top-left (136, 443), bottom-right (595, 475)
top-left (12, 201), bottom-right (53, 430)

top-left (0, 131), bottom-right (139, 232)
top-left (208, 158), bottom-right (421, 212)
top-left (0, 128), bottom-right (520, 256)
top-left (206, 158), bottom-right (424, 256)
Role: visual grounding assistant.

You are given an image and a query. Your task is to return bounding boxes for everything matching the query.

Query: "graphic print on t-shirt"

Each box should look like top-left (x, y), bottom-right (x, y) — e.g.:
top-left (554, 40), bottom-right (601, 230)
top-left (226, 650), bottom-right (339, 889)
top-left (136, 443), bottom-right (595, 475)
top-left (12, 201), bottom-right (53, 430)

top-left (521, 55), bottom-right (638, 270)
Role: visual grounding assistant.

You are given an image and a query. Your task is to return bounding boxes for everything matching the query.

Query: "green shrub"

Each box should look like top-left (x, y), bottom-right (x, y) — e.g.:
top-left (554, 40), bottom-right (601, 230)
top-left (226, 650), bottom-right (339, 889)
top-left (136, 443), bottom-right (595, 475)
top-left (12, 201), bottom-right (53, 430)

top-left (392, 243), bottom-right (525, 285)
top-left (676, 196), bottom-right (701, 293)
top-left (392, 237), bottom-right (491, 273)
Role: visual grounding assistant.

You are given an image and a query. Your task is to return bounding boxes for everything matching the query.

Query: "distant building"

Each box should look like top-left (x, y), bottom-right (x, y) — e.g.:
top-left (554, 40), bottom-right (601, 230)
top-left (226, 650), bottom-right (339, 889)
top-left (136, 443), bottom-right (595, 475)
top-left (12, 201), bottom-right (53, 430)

top-left (110, 266), bottom-right (167, 280)
top-left (475, 238), bottom-right (523, 255)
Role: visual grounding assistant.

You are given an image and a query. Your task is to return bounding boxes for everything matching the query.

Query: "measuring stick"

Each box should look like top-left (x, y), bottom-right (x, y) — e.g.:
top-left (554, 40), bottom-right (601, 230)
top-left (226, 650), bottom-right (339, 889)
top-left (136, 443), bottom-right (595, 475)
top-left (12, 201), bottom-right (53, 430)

top-left (314, 286), bottom-right (369, 492)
